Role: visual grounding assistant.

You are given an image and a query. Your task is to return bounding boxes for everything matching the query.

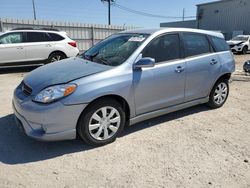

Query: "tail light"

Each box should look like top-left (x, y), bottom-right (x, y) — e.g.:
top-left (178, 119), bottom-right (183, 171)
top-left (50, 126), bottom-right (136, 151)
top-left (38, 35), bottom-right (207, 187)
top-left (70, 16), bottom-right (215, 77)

top-left (68, 41), bottom-right (77, 47)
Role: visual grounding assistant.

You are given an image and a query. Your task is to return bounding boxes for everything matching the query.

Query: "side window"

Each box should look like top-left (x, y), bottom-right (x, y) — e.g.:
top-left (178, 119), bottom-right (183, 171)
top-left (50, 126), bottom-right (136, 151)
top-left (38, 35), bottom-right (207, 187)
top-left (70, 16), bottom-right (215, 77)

top-left (142, 34), bottom-right (181, 63)
top-left (27, 32), bottom-right (51, 42)
top-left (48, 33), bottom-right (64, 41)
top-left (211, 36), bottom-right (230, 52)
top-left (0, 32), bottom-right (23, 44)
top-left (183, 33), bottom-right (211, 57)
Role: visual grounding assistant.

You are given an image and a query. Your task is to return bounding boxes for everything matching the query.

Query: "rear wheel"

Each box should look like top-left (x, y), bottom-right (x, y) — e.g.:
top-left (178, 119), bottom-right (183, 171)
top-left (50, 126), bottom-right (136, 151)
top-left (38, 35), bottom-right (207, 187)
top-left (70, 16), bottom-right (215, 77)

top-left (77, 99), bottom-right (126, 146)
top-left (207, 79), bottom-right (229, 108)
top-left (48, 52), bottom-right (66, 63)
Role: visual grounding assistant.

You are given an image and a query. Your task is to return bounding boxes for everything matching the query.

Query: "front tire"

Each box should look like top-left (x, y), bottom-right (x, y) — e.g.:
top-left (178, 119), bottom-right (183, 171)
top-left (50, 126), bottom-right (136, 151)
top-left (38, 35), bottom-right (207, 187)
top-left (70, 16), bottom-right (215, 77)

top-left (242, 46), bottom-right (248, 55)
top-left (77, 99), bottom-right (126, 146)
top-left (207, 79), bottom-right (229, 109)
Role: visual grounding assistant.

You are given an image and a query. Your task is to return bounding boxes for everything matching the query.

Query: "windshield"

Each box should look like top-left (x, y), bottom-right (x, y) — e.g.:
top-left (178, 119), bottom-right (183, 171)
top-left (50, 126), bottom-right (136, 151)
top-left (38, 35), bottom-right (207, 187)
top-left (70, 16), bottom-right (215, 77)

top-left (232, 36), bottom-right (249, 42)
top-left (80, 33), bottom-right (149, 66)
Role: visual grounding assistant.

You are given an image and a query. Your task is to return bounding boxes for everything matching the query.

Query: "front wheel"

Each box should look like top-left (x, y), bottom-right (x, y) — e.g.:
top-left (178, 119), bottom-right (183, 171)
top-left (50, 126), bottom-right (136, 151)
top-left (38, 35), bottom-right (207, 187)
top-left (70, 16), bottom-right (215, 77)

top-left (207, 79), bottom-right (229, 109)
top-left (77, 99), bottom-right (126, 146)
top-left (242, 46), bottom-right (248, 55)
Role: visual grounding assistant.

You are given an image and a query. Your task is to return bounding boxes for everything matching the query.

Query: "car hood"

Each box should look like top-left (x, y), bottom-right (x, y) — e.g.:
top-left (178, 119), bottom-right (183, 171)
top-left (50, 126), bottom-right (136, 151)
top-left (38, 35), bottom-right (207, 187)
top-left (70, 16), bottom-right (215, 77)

top-left (227, 40), bottom-right (244, 45)
top-left (23, 57), bottom-right (112, 93)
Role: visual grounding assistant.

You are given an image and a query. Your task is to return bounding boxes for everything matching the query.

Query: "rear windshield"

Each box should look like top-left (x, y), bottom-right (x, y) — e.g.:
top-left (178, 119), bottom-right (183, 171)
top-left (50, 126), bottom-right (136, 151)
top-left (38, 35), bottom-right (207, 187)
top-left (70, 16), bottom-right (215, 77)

top-left (80, 33), bottom-right (149, 66)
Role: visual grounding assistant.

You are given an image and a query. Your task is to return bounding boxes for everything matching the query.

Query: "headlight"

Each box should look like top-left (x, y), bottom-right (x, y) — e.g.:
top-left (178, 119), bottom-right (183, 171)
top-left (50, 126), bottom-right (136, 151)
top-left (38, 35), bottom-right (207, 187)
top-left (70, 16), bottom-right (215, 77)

top-left (33, 84), bottom-right (77, 103)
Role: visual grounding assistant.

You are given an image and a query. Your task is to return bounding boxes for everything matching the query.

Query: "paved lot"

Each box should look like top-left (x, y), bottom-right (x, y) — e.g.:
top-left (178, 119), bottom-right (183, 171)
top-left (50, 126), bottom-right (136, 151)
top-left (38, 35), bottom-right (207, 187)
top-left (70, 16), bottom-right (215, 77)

top-left (0, 54), bottom-right (250, 188)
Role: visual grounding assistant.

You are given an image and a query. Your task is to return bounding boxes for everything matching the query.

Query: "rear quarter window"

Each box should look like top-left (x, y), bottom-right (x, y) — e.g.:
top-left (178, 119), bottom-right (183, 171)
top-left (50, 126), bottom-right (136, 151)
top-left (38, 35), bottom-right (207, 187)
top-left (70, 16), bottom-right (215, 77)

top-left (211, 36), bottom-right (230, 52)
top-left (48, 33), bottom-right (65, 41)
top-left (183, 33), bottom-right (211, 57)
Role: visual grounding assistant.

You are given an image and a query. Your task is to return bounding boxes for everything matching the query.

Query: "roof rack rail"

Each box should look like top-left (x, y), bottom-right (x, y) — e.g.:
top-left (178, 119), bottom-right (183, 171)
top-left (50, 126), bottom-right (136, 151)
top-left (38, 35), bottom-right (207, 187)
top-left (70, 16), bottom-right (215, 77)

top-left (40, 27), bottom-right (60, 31)
top-left (11, 27), bottom-right (34, 30)
top-left (11, 27), bottom-right (60, 31)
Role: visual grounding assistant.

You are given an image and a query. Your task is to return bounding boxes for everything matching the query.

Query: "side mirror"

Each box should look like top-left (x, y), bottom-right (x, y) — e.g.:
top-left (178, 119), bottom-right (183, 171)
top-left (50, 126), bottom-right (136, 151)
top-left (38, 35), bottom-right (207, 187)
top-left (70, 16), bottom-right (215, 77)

top-left (134, 57), bottom-right (155, 69)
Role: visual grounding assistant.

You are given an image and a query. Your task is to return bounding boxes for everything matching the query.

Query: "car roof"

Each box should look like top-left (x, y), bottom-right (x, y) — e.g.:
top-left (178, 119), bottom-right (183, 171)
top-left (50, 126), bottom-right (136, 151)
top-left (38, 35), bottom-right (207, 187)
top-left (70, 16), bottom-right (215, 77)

top-left (121, 28), bottom-right (224, 38)
top-left (5, 29), bottom-right (67, 36)
top-left (234, 35), bottom-right (250, 37)
top-left (7, 29), bottom-right (60, 33)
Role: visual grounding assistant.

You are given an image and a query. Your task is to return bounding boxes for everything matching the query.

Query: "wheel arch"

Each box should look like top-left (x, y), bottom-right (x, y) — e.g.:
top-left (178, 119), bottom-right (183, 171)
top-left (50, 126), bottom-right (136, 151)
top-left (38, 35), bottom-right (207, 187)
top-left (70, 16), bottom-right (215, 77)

top-left (209, 73), bottom-right (231, 95)
top-left (216, 73), bottom-right (231, 81)
top-left (77, 94), bottom-right (131, 127)
top-left (48, 50), bottom-right (67, 59)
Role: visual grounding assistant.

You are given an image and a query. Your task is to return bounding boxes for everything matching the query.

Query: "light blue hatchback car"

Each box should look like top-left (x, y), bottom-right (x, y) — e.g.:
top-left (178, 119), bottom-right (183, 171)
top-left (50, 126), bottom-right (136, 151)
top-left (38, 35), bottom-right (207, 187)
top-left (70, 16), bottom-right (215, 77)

top-left (13, 28), bottom-right (235, 146)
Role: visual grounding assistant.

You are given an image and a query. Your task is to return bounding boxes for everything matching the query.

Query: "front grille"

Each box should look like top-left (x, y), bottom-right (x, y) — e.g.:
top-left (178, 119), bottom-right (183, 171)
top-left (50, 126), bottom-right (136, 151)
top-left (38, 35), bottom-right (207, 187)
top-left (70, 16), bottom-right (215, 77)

top-left (22, 82), bottom-right (32, 96)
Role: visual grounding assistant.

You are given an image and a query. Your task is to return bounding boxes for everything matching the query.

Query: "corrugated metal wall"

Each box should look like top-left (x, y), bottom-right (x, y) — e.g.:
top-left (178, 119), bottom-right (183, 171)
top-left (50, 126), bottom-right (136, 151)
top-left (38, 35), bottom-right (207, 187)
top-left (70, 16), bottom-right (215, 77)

top-left (0, 18), bottom-right (136, 51)
top-left (197, 0), bottom-right (250, 39)
top-left (160, 20), bottom-right (197, 29)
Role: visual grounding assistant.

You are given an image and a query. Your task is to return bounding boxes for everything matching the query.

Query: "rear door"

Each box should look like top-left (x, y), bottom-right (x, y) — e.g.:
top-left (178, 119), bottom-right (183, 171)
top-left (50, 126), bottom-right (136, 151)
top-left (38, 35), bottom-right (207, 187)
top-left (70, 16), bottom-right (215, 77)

top-left (24, 31), bottom-right (54, 61)
top-left (133, 33), bottom-right (186, 115)
top-left (0, 32), bottom-right (25, 64)
top-left (181, 33), bottom-right (221, 102)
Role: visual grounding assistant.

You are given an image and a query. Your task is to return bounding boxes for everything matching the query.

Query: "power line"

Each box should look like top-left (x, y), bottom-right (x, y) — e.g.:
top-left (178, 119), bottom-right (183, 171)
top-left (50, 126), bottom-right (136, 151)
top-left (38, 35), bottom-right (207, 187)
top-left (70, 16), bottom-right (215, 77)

top-left (113, 3), bottom-right (196, 20)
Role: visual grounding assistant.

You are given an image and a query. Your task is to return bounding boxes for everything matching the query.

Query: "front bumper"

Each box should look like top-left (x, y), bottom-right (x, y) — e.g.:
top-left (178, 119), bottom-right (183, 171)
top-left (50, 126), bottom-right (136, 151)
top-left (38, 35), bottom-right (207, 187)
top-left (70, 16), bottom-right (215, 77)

top-left (230, 45), bottom-right (243, 52)
top-left (12, 94), bottom-right (87, 141)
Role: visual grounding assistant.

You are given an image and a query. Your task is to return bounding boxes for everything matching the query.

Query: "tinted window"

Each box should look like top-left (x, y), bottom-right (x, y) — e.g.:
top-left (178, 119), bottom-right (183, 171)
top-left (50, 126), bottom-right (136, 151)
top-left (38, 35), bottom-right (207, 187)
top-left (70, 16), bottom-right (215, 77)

top-left (211, 37), bottom-right (230, 52)
top-left (48, 33), bottom-right (64, 41)
top-left (142, 34), bottom-right (181, 63)
top-left (0, 32), bottom-right (23, 44)
top-left (27, 32), bottom-right (51, 42)
top-left (183, 33), bottom-right (210, 57)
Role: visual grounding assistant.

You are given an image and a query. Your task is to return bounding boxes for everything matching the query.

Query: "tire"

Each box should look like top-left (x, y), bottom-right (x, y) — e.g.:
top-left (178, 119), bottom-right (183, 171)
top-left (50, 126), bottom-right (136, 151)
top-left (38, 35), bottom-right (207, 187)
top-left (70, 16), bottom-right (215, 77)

top-left (242, 46), bottom-right (248, 55)
top-left (77, 99), bottom-right (126, 146)
top-left (48, 52), bottom-right (66, 63)
top-left (207, 79), bottom-right (229, 109)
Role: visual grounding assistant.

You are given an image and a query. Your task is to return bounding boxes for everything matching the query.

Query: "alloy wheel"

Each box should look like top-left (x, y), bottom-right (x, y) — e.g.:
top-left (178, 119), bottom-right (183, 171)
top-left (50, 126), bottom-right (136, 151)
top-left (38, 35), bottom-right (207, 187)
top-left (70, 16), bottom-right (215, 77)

top-left (213, 82), bottom-right (228, 105)
top-left (51, 55), bottom-right (62, 62)
top-left (88, 106), bottom-right (121, 141)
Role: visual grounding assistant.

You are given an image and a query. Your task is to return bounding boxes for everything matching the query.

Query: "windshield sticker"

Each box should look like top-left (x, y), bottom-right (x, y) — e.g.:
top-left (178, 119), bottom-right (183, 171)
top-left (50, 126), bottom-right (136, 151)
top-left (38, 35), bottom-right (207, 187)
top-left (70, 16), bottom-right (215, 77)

top-left (128, 36), bottom-right (145, 42)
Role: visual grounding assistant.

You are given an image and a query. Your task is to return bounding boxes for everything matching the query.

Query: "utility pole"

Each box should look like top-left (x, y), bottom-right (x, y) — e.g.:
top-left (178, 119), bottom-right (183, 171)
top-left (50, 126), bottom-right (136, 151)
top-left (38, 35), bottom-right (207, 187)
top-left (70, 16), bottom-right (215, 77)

top-left (182, 8), bottom-right (185, 21)
top-left (32, 0), bottom-right (37, 20)
top-left (101, 0), bottom-right (114, 25)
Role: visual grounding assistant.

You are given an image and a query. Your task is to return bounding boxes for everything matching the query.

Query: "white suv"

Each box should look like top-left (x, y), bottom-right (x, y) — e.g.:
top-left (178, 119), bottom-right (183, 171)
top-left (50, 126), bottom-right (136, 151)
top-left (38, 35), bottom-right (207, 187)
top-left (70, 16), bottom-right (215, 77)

top-left (0, 28), bottom-right (79, 66)
top-left (227, 35), bottom-right (250, 54)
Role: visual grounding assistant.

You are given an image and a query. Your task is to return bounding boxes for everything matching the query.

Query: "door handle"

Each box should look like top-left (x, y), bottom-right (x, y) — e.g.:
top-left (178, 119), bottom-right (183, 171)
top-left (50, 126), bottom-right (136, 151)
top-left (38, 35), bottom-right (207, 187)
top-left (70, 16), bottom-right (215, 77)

top-left (210, 59), bottom-right (218, 65)
top-left (46, 44), bottom-right (52, 47)
top-left (175, 66), bottom-right (184, 73)
top-left (16, 46), bottom-right (24, 49)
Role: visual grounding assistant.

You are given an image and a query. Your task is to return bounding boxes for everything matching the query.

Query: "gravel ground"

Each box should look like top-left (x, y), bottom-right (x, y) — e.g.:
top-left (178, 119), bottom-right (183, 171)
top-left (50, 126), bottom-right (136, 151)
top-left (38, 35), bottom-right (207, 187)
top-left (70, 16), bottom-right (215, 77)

top-left (0, 54), bottom-right (250, 188)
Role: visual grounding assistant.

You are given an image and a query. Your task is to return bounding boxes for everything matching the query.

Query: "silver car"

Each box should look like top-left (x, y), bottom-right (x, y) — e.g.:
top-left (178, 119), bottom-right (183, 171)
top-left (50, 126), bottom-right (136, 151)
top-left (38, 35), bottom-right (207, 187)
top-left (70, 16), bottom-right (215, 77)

top-left (13, 28), bottom-right (235, 146)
